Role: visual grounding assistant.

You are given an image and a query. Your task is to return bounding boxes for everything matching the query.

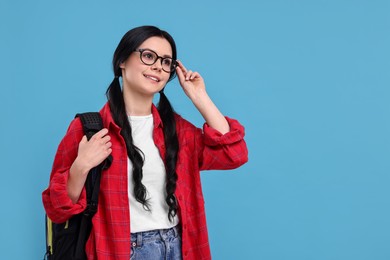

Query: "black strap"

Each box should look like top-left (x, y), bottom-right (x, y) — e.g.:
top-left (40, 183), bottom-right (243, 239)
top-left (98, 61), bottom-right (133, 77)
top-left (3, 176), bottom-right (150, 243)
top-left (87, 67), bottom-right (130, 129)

top-left (73, 112), bottom-right (112, 259)
top-left (76, 112), bottom-right (112, 172)
top-left (76, 112), bottom-right (104, 139)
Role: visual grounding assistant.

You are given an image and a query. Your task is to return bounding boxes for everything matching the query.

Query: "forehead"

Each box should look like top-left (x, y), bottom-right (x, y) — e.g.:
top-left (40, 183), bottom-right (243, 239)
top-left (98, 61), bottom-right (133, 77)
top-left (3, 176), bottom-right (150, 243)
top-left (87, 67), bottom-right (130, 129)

top-left (138, 36), bottom-right (173, 57)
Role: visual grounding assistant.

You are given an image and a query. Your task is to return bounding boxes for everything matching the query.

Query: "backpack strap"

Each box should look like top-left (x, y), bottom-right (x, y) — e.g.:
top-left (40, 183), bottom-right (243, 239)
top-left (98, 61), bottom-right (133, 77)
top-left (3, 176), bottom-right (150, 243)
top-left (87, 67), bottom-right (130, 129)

top-left (76, 112), bottom-right (104, 140)
top-left (73, 112), bottom-right (112, 259)
top-left (76, 112), bottom-right (112, 170)
top-left (75, 112), bottom-right (112, 214)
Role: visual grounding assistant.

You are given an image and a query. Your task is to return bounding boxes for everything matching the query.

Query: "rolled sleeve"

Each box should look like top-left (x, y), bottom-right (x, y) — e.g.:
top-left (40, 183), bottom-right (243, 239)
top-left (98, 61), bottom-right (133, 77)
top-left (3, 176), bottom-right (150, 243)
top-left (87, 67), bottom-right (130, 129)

top-left (203, 117), bottom-right (246, 146)
top-left (51, 169), bottom-right (86, 208)
top-left (197, 116), bottom-right (248, 170)
top-left (42, 118), bottom-right (87, 223)
top-left (43, 171), bottom-right (86, 223)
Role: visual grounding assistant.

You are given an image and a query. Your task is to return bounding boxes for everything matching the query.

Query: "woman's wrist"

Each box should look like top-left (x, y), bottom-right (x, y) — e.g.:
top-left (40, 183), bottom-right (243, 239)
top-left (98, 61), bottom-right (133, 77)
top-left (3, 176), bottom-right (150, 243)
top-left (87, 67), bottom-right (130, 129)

top-left (190, 89), bottom-right (211, 110)
top-left (191, 92), bottom-right (230, 134)
top-left (70, 157), bottom-right (91, 177)
top-left (67, 157), bottom-right (90, 203)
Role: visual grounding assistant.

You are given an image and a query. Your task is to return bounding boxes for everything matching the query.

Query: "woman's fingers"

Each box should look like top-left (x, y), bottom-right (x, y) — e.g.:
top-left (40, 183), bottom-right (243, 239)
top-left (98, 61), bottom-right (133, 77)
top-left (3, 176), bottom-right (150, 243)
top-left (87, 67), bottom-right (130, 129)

top-left (80, 135), bottom-right (88, 145)
top-left (91, 128), bottom-right (109, 139)
top-left (176, 66), bottom-right (184, 82)
top-left (77, 128), bottom-right (112, 169)
top-left (90, 129), bottom-right (111, 146)
top-left (186, 71), bottom-right (201, 80)
top-left (177, 60), bottom-right (187, 73)
top-left (176, 61), bottom-right (187, 83)
top-left (177, 60), bottom-right (194, 80)
top-left (176, 60), bottom-right (206, 102)
top-left (186, 70), bottom-right (193, 80)
top-left (176, 61), bottom-right (201, 82)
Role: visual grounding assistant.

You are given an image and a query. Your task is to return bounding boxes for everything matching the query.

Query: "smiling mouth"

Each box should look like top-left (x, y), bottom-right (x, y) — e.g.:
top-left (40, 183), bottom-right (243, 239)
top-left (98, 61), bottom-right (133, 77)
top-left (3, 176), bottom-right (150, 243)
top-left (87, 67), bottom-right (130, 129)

top-left (144, 74), bottom-right (160, 82)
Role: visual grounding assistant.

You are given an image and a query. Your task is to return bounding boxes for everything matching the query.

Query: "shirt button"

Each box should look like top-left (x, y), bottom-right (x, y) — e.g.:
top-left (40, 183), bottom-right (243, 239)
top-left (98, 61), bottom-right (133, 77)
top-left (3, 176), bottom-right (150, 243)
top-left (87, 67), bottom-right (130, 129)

top-left (132, 242), bottom-right (136, 247)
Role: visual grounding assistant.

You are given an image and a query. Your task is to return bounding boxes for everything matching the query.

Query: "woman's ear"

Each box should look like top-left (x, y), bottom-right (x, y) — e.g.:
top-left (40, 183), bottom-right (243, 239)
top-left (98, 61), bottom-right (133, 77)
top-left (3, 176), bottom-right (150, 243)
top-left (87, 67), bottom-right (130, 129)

top-left (119, 61), bottom-right (125, 69)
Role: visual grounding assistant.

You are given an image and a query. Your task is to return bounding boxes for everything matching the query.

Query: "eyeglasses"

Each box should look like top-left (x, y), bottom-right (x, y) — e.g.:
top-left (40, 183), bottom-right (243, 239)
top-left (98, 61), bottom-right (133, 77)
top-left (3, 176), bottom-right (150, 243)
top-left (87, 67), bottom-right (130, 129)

top-left (135, 49), bottom-right (177, 73)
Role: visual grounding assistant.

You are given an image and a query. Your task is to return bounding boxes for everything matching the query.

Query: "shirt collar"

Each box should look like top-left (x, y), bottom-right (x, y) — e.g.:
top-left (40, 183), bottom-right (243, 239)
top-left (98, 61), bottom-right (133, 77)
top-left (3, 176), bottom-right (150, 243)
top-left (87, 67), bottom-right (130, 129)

top-left (151, 104), bottom-right (163, 129)
top-left (100, 102), bottom-right (163, 130)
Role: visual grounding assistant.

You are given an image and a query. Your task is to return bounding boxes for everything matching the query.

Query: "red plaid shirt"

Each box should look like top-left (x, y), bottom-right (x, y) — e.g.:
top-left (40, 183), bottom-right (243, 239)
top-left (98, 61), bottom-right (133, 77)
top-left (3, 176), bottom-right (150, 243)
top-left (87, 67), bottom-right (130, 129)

top-left (42, 102), bottom-right (248, 260)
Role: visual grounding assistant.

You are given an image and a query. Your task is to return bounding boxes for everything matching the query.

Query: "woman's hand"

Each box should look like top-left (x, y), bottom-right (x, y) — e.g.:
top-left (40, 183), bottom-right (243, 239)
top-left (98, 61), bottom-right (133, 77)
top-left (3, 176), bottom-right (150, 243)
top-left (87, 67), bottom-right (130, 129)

top-left (67, 128), bottom-right (112, 203)
top-left (175, 60), bottom-right (230, 134)
top-left (176, 60), bottom-right (206, 101)
top-left (75, 128), bottom-right (112, 172)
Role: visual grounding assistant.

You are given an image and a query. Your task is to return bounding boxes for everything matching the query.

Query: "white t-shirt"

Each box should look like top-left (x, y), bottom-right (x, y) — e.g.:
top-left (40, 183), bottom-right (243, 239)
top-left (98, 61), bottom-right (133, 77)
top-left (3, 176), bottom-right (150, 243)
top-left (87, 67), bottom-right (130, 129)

top-left (127, 114), bottom-right (179, 233)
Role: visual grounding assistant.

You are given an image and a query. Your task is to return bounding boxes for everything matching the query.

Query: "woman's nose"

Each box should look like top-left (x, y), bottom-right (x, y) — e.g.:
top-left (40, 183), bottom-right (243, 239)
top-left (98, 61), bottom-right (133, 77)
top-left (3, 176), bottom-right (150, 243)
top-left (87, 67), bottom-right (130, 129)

top-left (151, 58), bottom-right (163, 71)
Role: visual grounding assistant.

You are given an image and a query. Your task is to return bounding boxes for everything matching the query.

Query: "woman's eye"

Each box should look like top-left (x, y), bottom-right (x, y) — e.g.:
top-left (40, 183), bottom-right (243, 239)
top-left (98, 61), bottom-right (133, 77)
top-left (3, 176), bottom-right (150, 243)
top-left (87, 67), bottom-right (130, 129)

top-left (163, 59), bottom-right (172, 66)
top-left (143, 52), bottom-right (155, 61)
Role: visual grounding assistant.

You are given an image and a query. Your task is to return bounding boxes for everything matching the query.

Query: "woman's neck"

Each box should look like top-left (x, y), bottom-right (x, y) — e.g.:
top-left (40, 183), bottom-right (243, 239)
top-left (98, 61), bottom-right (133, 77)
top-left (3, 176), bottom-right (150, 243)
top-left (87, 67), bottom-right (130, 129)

top-left (123, 89), bottom-right (154, 116)
top-left (123, 86), bottom-right (153, 116)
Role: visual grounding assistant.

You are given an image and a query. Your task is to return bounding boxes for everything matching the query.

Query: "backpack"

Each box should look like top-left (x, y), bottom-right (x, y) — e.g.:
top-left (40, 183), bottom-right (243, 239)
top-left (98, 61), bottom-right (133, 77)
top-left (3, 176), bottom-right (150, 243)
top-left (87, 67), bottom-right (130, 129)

top-left (44, 112), bottom-right (112, 260)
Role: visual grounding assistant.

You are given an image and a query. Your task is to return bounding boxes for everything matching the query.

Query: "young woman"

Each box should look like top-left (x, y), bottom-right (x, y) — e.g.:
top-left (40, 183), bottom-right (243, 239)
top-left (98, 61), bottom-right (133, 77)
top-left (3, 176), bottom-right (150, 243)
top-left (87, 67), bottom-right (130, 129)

top-left (43, 25), bottom-right (248, 260)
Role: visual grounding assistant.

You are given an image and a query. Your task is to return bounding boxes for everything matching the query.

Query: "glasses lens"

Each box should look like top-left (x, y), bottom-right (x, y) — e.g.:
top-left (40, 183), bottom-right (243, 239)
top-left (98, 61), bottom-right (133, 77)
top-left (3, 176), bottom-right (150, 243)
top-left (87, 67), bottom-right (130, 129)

top-left (162, 58), bottom-right (176, 72)
top-left (140, 50), bottom-right (157, 65)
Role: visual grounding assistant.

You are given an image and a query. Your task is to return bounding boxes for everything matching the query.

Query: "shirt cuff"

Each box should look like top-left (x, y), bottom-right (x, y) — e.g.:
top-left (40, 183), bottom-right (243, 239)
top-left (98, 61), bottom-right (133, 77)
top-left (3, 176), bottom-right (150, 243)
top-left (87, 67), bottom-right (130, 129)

top-left (50, 169), bottom-right (86, 213)
top-left (203, 117), bottom-right (245, 146)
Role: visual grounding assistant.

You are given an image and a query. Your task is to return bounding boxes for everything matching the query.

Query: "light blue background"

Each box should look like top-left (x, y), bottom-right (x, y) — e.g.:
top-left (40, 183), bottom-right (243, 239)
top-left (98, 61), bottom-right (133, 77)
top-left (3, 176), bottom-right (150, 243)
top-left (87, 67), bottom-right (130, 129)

top-left (1, 0), bottom-right (389, 259)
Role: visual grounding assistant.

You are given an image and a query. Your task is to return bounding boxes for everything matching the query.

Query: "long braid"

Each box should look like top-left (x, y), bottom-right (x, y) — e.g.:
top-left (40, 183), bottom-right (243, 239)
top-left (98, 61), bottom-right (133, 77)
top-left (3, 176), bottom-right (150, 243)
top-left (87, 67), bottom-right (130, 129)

top-left (158, 90), bottom-right (179, 221)
top-left (106, 77), bottom-right (150, 210)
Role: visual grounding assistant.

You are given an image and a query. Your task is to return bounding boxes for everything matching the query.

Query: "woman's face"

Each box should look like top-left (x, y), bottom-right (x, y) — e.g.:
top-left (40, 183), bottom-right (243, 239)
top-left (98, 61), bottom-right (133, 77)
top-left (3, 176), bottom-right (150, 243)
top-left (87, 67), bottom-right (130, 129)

top-left (120, 36), bottom-right (173, 97)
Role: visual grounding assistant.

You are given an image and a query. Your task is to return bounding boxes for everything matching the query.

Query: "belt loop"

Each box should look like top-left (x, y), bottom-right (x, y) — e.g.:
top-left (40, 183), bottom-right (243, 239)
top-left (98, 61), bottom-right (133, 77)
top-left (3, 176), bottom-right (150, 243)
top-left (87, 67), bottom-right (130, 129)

top-left (173, 225), bottom-right (179, 237)
top-left (136, 232), bottom-right (143, 247)
top-left (159, 228), bottom-right (165, 240)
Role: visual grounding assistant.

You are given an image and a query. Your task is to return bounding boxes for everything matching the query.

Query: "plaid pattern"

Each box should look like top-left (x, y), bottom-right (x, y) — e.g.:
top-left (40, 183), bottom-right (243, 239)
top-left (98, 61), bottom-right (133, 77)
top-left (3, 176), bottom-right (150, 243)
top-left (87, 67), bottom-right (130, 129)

top-left (42, 102), bottom-right (248, 260)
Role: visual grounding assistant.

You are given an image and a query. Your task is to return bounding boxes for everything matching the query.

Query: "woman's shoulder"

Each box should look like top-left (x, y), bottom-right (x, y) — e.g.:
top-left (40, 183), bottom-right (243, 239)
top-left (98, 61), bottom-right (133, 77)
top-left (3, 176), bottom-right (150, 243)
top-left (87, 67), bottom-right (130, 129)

top-left (60, 117), bottom-right (83, 143)
top-left (67, 102), bottom-right (111, 134)
top-left (66, 114), bottom-right (85, 132)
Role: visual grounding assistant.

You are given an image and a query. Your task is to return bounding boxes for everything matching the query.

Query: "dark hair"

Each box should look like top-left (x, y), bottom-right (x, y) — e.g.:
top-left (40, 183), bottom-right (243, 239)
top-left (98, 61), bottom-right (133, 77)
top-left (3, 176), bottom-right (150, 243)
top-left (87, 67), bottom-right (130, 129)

top-left (106, 26), bottom-right (179, 221)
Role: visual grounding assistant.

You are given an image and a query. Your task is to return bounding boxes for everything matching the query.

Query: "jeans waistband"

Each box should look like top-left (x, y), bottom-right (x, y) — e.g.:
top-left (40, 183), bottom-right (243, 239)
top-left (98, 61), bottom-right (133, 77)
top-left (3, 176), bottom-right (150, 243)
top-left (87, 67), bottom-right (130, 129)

top-left (131, 226), bottom-right (181, 248)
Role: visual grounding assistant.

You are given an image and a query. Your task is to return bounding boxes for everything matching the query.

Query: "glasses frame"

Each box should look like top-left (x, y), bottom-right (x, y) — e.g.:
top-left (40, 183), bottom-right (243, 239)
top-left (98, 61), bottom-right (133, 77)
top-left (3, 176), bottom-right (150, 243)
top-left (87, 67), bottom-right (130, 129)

top-left (135, 48), bottom-right (178, 73)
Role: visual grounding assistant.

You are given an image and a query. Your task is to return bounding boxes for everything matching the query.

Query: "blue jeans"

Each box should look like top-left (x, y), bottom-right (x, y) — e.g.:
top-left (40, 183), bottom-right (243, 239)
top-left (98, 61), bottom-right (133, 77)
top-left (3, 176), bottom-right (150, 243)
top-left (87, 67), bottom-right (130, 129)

top-left (130, 226), bottom-right (182, 260)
